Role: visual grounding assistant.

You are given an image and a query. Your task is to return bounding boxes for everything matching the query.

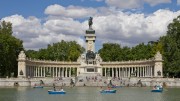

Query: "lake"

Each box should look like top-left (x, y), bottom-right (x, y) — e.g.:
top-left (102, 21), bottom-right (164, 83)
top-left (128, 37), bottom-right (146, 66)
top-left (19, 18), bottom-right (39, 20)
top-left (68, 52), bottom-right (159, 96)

top-left (0, 87), bottom-right (180, 101)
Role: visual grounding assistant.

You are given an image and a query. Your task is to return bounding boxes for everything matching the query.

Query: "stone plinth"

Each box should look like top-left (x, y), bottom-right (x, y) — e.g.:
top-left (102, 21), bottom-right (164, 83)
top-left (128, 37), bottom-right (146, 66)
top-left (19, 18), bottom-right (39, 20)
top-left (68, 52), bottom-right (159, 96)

top-left (86, 29), bottom-right (95, 34)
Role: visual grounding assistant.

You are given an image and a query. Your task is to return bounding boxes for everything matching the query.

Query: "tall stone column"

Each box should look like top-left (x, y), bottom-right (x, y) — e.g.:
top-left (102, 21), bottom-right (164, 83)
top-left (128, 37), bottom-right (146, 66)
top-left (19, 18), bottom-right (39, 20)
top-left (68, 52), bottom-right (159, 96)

top-left (140, 67), bottom-right (142, 77)
top-left (17, 51), bottom-right (26, 78)
top-left (69, 67), bottom-right (71, 77)
top-left (154, 51), bottom-right (163, 77)
top-left (112, 68), bottom-right (114, 77)
top-left (65, 67), bottom-right (67, 77)
top-left (40, 66), bottom-right (43, 77)
top-left (58, 67), bottom-right (61, 77)
top-left (85, 17), bottom-right (96, 53)
top-left (128, 67), bottom-right (130, 77)
top-left (35, 67), bottom-right (37, 77)
top-left (37, 67), bottom-right (39, 77)
top-left (43, 67), bottom-right (45, 77)
top-left (56, 67), bottom-right (58, 77)
top-left (62, 67), bottom-right (64, 77)
top-left (116, 68), bottom-right (118, 77)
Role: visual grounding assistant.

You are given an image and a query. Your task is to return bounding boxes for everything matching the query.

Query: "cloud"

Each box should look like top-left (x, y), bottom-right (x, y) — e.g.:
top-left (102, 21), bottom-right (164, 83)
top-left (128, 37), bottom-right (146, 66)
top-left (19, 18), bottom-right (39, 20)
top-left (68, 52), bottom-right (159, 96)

top-left (2, 15), bottom-right (85, 50)
top-left (105, 0), bottom-right (171, 9)
top-left (44, 4), bottom-right (97, 18)
top-left (177, 0), bottom-right (180, 5)
top-left (93, 9), bottom-right (180, 46)
top-left (105, 0), bottom-right (142, 9)
top-left (144, 0), bottom-right (171, 6)
top-left (2, 6), bottom-right (180, 51)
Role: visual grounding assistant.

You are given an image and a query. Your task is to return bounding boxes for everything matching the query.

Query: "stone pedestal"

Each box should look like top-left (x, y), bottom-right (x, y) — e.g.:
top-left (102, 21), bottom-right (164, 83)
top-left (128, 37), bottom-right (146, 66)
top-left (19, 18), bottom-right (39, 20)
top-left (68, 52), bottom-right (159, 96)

top-left (85, 29), bottom-right (96, 52)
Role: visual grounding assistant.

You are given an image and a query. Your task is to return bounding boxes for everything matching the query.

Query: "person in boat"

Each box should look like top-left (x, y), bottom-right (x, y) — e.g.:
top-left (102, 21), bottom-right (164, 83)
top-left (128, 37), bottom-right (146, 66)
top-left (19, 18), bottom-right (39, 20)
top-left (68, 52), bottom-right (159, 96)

top-left (153, 86), bottom-right (156, 90)
top-left (53, 83), bottom-right (56, 91)
top-left (60, 87), bottom-right (64, 91)
top-left (107, 86), bottom-right (111, 90)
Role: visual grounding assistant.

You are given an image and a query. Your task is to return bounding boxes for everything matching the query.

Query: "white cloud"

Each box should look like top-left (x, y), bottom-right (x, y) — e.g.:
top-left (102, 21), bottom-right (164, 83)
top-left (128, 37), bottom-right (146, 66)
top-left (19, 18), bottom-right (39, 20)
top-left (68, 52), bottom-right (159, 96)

top-left (1, 15), bottom-right (85, 50)
top-left (105, 0), bottom-right (142, 9)
top-left (105, 0), bottom-right (171, 9)
top-left (2, 6), bottom-right (180, 51)
top-left (144, 0), bottom-right (171, 6)
top-left (177, 0), bottom-right (180, 5)
top-left (44, 4), bottom-right (97, 18)
top-left (93, 9), bottom-right (180, 46)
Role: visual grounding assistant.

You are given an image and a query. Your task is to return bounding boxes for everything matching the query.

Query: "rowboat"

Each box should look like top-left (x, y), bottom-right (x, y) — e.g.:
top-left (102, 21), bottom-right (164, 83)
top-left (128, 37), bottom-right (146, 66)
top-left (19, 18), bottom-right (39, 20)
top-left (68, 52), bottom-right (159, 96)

top-left (151, 89), bottom-right (163, 92)
top-left (48, 90), bottom-right (66, 94)
top-left (100, 89), bottom-right (116, 93)
top-left (151, 85), bottom-right (163, 92)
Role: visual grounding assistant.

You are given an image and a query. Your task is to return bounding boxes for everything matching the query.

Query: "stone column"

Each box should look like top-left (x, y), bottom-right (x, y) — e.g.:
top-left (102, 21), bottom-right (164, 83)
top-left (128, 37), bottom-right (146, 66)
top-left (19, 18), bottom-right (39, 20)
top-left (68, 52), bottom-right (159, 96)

top-left (65, 67), bottom-right (68, 77)
top-left (62, 67), bottom-right (64, 77)
top-left (17, 51), bottom-right (26, 78)
top-left (148, 66), bottom-right (150, 77)
top-left (116, 67), bottom-right (118, 77)
top-left (41, 67), bottom-right (43, 77)
top-left (69, 67), bottom-right (71, 77)
top-left (128, 67), bottom-right (130, 77)
top-left (37, 67), bottom-right (39, 77)
top-left (151, 66), bottom-right (153, 77)
top-left (105, 68), bottom-right (106, 77)
top-left (140, 67), bottom-right (142, 77)
top-left (55, 67), bottom-right (58, 77)
top-left (58, 67), bottom-right (60, 77)
top-left (111, 68), bottom-right (113, 77)
top-left (34, 66), bottom-right (35, 77)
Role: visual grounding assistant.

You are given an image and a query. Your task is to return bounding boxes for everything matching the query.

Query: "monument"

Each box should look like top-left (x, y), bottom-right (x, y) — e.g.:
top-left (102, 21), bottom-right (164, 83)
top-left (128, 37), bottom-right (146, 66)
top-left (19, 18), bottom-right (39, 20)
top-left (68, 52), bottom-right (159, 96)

top-left (78, 17), bottom-right (102, 76)
top-left (17, 17), bottom-right (163, 79)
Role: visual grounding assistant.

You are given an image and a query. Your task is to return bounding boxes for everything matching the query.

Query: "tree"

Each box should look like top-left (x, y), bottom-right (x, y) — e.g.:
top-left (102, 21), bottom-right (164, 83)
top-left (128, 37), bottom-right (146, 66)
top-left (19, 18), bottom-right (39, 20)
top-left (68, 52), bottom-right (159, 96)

top-left (160, 15), bottom-right (180, 77)
top-left (26, 40), bottom-right (85, 61)
top-left (98, 43), bottom-right (123, 61)
top-left (0, 21), bottom-right (23, 77)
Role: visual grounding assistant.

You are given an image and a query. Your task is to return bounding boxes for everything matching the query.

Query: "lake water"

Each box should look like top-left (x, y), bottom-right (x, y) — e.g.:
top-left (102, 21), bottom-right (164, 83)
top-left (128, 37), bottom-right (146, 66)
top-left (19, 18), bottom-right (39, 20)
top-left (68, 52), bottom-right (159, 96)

top-left (0, 87), bottom-right (180, 101)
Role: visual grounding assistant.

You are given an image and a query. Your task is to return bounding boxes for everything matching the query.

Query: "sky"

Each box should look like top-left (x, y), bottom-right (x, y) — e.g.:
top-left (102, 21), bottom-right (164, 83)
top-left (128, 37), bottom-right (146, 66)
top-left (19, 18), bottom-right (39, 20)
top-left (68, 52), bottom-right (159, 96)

top-left (1, 0), bottom-right (180, 52)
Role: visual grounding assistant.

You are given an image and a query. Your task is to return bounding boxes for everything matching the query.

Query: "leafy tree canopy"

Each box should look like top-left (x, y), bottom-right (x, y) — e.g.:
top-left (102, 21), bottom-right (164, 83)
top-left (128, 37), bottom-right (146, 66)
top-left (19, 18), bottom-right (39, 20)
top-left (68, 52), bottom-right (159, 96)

top-left (0, 21), bottom-right (23, 77)
top-left (26, 40), bottom-right (85, 61)
top-left (160, 15), bottom-right (180, 77)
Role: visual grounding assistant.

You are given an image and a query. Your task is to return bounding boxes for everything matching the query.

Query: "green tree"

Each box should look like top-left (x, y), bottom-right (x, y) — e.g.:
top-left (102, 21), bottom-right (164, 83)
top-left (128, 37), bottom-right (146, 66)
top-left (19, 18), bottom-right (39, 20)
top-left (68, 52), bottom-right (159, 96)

top-left (160, 15), bottom-right (180, 77)
top-left (26, 40), bottom-right (85, 61)
top-left (0, 21), bottom-right (23, 77)
top-left (98, 43), bottom-right (122, 61)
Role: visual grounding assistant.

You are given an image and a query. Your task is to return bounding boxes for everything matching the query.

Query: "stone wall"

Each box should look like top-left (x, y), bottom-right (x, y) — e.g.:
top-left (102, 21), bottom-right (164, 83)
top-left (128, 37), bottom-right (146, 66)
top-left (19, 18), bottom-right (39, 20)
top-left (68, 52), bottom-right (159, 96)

top-left (0, 77), bottom-right (180, 87)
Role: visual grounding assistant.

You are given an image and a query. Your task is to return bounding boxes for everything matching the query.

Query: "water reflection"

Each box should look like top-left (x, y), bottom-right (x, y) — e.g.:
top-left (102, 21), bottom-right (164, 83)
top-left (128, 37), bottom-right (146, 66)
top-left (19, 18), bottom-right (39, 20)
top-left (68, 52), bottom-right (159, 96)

top-left (0, 87), bottom-right (180, 101)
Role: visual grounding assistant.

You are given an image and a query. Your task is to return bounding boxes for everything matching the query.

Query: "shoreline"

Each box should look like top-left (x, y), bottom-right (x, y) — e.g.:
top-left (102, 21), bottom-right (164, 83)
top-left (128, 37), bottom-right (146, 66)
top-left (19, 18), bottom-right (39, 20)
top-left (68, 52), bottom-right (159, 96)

top-left (0, 77), bottom-right (180, 87)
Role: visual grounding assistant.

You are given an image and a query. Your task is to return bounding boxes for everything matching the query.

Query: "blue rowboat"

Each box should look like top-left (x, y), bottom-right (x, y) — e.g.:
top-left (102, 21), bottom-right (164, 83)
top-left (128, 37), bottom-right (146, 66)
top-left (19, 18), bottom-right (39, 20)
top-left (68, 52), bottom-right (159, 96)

top-left (48, 90), bottom-right (66, 94)
top-left (151, 85), bottom-right (163, 92)
top-left (100, 90), bottom-right (116, 93)
top-left (151, 89), bottom-right (163, 92)
top-left (33, 86), bottom-right (43, 88)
